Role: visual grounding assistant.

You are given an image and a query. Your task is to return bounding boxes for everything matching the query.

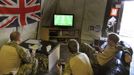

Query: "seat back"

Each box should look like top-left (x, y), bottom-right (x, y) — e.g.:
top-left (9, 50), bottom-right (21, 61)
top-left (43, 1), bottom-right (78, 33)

top-left (0, 45), bottom-right (21, 74)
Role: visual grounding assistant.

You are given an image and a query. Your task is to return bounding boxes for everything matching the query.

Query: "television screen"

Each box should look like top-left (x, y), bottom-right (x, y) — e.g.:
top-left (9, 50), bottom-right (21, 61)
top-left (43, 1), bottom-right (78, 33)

top-left (54, 14), bottom-right (74, 27)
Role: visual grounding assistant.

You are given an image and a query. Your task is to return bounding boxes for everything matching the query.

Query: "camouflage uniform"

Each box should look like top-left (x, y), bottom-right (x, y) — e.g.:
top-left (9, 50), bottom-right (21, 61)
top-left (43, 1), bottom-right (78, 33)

top-left (63, 53), bottom-right (93, 75)
top-left (6, 41), bottom-right (38, 75)
top-left (35, 53), bottom-right (48, 74)
top-left (80, 43), bottom-right (97, 65)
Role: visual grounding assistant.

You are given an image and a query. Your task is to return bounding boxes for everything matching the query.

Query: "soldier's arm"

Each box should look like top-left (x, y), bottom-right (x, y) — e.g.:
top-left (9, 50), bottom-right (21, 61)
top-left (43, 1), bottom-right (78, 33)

top-left (17, 46), bottom-right (33, 63)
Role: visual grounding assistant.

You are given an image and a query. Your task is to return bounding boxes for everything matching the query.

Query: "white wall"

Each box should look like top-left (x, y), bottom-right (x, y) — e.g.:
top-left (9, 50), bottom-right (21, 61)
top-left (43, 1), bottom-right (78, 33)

top-left (0, 23), bottom-right (38, 47)
top-left (119, 2), bottom-right (134, 75)
top-left (18, 23), bottom-right (38, 42)
top-left (0, 0), bottom-right (45, 47)
top-left (120, 1), bottom-right (134, 38)
top-left (0, 28), bottom-right (16, 46)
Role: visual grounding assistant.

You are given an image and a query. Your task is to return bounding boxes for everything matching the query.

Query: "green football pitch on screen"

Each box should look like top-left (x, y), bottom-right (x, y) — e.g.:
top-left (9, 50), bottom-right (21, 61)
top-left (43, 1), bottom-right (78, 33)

top-left (54, 15), bottom-right (73, 26)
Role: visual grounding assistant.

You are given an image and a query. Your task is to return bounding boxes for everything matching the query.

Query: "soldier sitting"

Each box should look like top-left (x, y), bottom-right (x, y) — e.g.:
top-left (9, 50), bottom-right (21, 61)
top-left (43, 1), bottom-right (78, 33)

top-left (63, 39), bottom-right (93, 75)
top-left (0, 31), bottom-right (38, 75)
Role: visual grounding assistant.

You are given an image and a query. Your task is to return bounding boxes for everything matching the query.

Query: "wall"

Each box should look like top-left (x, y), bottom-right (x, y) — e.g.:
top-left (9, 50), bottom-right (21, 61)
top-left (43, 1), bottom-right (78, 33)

top-left (57, 0), bottom-right (107, 43)
top-left (0, 23), bottom-right (38, 47)
top-left (18, 23), bottom-right (38, 42)
top-left (40, 0), bottom-right (107, 44)
top-left (81, 0), bottom-right (107, 43)
top-left (40, 0), bottom-right (58, 27)
top-left (0, 0), bottom-right (107, 46)
top-left (0, 28), bottom-right (16, 46)
top-left (56, 0), bottom-right (85, 29)
top-left (0, 0), bottom-right (45, 47)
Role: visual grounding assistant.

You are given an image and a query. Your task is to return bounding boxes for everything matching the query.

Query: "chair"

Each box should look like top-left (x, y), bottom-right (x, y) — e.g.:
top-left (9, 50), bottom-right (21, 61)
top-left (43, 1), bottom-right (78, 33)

top-left (0, 45), bottom-right (20, 75)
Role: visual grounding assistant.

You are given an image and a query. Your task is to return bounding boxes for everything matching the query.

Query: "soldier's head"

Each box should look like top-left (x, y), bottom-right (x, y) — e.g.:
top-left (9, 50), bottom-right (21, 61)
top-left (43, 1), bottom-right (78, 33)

top-left (68, 39), bottom-right (79, 54)
top-left (107, 33), bottom-right (119, 46)
top-left (10, 31), bottom-right (21, 42)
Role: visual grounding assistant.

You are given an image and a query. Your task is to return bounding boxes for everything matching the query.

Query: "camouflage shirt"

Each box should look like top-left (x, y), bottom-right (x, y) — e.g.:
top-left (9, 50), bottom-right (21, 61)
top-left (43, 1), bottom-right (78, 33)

top-left (63, 53), bottom-right (93, 75)
top-left (6, 41), bottom-right (33, 64)
top-left (6, 41), bottom-right (37, 75)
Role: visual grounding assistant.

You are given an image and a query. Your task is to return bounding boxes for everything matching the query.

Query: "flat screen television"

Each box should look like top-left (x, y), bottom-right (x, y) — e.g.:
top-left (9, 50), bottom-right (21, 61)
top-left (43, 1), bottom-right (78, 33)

top-left (54, 14), bottom-right (74, 27)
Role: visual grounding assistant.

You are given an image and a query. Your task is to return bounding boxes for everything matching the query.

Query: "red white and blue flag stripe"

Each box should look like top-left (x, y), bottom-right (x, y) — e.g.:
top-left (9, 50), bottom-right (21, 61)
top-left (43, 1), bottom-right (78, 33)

top-left (0, 0), bottom-right (41, 28)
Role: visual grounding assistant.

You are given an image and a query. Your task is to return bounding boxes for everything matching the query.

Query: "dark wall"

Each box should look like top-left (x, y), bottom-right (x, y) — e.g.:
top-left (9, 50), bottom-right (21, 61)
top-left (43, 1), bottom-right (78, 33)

top-left (40, 0), bottom-right (107, 43)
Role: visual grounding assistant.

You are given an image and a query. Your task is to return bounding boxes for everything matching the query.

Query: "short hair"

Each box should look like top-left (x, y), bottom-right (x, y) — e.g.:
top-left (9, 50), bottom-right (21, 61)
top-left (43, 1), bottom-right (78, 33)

top-left (108, 33), bottom-right (119, 44)
top-left (10, 31), bottom-right (20, 41)
top-left (68, 39), bottom-right (79, 53)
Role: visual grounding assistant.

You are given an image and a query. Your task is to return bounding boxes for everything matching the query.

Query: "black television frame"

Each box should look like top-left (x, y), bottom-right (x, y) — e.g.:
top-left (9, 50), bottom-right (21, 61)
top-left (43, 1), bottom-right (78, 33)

top-left (53, 13), bottom-right (74, 28)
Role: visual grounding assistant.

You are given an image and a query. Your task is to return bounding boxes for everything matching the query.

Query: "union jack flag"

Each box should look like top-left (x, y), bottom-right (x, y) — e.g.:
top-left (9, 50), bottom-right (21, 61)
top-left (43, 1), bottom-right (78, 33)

top-left (0, 0), bottom-right (41, 28)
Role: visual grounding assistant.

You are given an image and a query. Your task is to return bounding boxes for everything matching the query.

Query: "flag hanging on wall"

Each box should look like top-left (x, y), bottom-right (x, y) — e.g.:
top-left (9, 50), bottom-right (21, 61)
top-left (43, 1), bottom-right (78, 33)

top-left (0, 0), bottom-right (41, 28)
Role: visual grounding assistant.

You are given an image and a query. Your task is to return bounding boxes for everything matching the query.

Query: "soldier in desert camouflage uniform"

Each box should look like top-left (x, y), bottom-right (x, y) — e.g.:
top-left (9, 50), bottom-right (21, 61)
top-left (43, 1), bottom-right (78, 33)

top-left (63, 39), bottom-right (93, 75)
top-left (0, 31), bottom-right (38, 75)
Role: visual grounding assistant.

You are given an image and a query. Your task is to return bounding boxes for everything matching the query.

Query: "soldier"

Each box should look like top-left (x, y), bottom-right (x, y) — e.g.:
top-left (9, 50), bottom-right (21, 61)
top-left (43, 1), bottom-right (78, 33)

top-left (0, 31), bottom-right (38, 75)
top-left (63, 39), bottom-right (93, 75)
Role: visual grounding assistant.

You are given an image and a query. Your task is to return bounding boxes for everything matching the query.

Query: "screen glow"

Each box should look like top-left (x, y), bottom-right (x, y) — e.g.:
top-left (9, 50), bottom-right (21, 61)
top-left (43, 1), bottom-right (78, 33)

top-left (54, 14), bottom-right (73, 26)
